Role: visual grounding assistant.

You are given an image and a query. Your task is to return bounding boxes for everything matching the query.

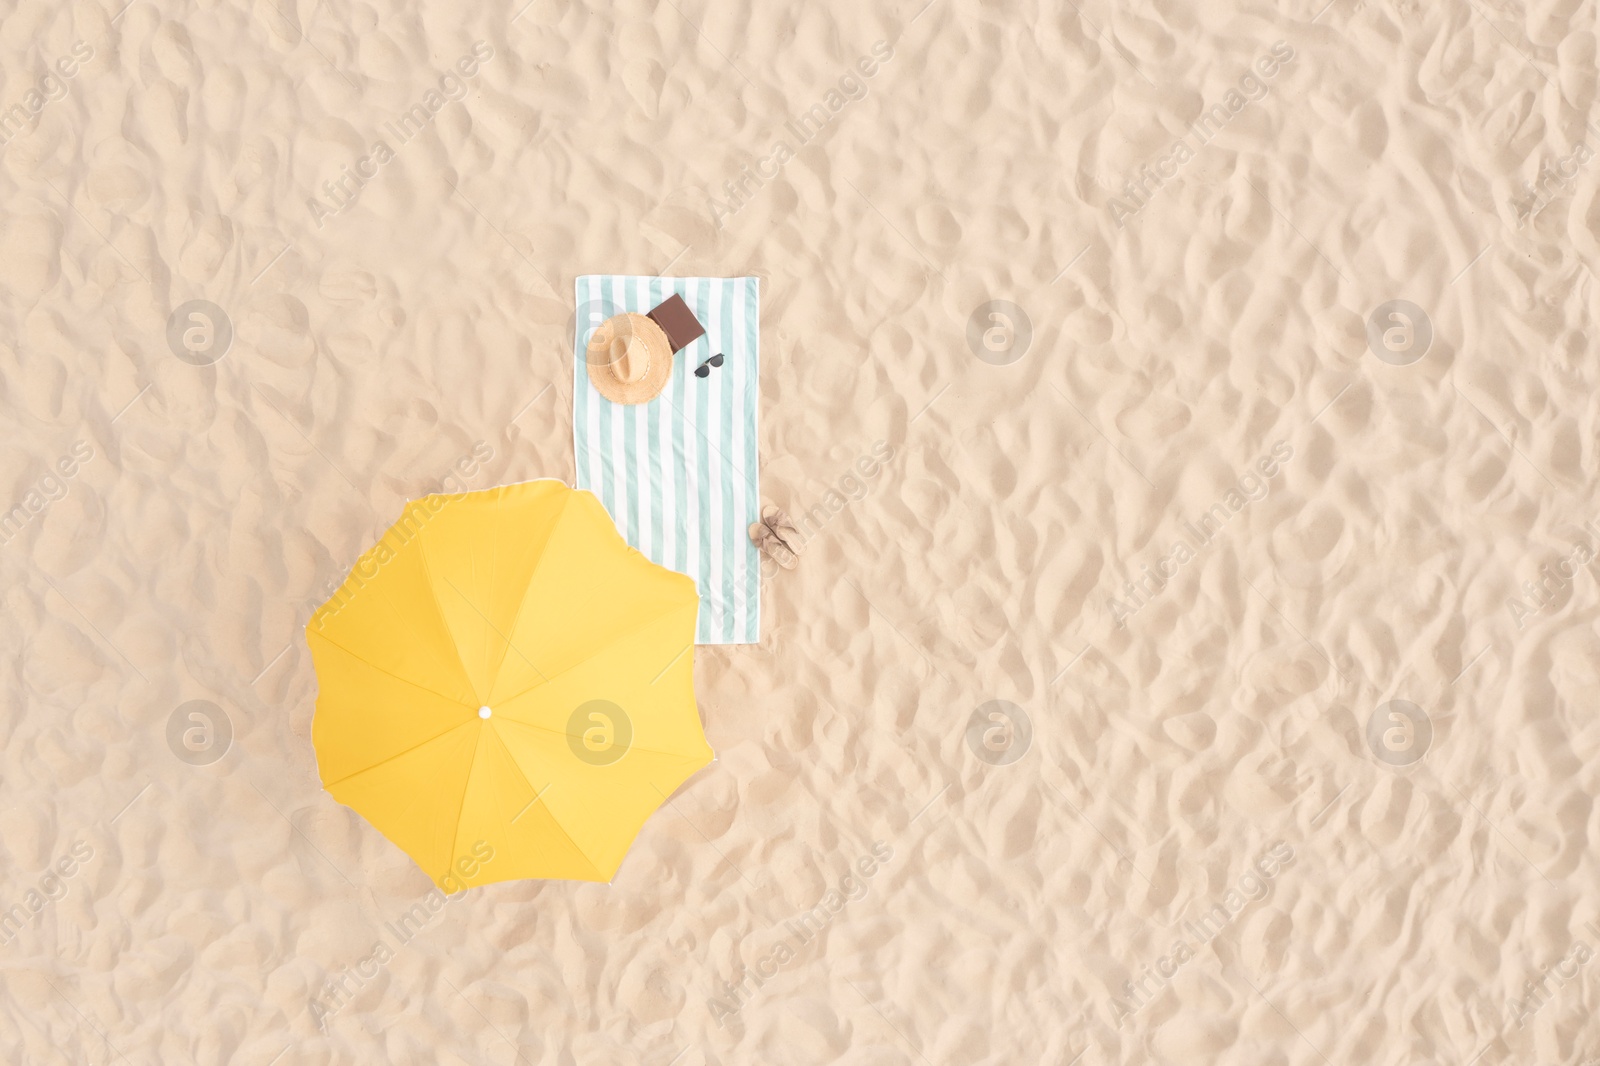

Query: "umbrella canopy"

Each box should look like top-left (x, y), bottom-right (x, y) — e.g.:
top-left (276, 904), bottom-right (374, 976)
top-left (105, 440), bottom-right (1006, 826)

top-left (307, 480), bottom-right (712, 887)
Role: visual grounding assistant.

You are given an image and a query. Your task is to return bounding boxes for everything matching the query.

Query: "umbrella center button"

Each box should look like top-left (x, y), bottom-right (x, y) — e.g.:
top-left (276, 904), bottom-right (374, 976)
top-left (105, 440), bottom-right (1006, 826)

top-left (478, 706), bottom-right (492, 719)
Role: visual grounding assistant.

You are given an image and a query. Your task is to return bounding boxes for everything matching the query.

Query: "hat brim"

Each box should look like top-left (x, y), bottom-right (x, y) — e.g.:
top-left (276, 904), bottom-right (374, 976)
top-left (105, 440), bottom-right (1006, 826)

top-left (586, 313), bottom-right (673, 405)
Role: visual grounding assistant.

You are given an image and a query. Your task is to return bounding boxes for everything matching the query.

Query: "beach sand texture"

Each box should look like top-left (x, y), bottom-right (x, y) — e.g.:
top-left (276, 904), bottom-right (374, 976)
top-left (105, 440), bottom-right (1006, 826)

top-left (3, 0), bottom-right (1600, 1063)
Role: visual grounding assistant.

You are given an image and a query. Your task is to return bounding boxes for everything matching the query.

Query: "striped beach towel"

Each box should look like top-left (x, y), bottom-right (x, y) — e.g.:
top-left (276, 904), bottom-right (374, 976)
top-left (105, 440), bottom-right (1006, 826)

top-left (572, 275), bottom-right (760, 645)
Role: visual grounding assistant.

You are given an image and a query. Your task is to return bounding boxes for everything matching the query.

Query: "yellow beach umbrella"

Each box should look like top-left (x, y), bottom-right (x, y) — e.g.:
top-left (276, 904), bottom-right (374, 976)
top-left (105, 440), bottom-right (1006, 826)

top-left (306, 480), bottom-right (712, 888)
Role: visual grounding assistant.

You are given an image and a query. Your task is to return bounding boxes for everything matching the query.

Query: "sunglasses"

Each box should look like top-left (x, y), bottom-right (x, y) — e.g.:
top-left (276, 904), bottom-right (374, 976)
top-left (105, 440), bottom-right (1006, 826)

top-left (694, 353), bottom-right (725, 378)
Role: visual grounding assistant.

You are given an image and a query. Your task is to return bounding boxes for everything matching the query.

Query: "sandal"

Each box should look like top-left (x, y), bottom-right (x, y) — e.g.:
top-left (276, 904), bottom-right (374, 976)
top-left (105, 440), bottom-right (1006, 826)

top-left (748, 515), bottom-right (799, 570)
top-left (760, 504), bottom-right (802, 556)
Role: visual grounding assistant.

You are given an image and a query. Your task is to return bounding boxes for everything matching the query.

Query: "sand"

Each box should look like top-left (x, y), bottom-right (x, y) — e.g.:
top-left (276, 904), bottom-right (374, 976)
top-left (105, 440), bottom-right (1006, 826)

top-left (3, 0), bottom-right (1600, 1062)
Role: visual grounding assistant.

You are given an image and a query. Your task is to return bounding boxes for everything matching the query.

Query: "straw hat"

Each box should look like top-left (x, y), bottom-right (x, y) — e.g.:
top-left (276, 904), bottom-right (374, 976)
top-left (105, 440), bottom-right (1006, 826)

top-left (586, 313), bottom-right (672, 405)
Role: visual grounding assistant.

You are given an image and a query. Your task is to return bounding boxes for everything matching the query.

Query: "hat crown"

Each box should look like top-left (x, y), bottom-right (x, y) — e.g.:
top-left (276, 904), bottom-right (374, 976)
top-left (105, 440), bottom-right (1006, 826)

top-left (609, 333), bottom-right (648, 383)
top-left (585, 311), bottom-right (670, 405)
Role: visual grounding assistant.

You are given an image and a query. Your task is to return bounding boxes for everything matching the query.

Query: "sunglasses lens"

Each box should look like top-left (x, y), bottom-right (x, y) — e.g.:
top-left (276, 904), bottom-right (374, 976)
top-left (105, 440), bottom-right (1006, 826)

top-left (710, 353), bottom-right (725, 367)
top-left (694, 365), bottom-right (709, 378)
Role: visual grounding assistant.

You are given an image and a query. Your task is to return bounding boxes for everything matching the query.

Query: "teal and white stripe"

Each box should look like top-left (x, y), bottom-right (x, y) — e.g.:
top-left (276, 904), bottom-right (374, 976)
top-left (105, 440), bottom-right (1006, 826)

top-left (572, 275), bottom-right (760, 644)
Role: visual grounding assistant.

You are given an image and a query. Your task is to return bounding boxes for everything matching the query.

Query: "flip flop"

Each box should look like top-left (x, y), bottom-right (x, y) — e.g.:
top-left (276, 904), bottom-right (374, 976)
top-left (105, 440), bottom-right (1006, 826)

top-left (760, 504), bottom-right (802, 556)
top-left (748, 518), bottom-right (798, 570)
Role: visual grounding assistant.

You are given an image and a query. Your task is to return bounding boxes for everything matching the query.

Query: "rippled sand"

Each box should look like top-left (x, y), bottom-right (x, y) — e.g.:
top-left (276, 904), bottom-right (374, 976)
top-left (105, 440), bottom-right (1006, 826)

top-left (2, 0), bottom-right (1599, 1063)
